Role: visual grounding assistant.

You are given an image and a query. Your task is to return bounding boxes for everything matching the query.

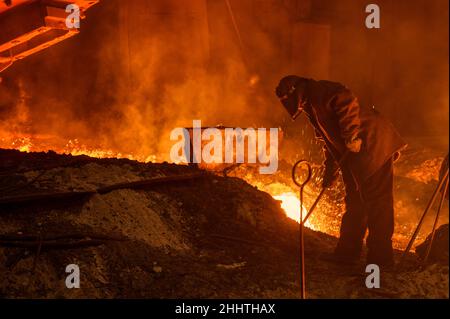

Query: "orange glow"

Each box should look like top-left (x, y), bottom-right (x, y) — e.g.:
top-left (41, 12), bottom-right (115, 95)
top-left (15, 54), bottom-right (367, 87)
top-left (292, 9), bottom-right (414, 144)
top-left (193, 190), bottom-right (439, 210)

top-left (273, 192), bottom-right (316, 230)
top-left (0, 133), bottom-right (157, 163)
top-left (0, 132), bottom-right (429, 249)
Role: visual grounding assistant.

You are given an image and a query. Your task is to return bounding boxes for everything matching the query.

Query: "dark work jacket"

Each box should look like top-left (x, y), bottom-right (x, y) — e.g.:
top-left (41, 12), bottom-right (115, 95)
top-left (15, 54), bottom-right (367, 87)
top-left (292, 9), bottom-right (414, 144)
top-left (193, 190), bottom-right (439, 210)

top-left (301, 79), bottom-right (407, 187)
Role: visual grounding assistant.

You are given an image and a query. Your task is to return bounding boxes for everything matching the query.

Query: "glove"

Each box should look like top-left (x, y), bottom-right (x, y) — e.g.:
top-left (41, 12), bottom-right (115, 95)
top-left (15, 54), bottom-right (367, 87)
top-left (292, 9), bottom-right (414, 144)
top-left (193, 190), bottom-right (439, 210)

top-left (345, 136), bottom-right (362, 153)
top-left (322, 164), bottom-right (339, 188)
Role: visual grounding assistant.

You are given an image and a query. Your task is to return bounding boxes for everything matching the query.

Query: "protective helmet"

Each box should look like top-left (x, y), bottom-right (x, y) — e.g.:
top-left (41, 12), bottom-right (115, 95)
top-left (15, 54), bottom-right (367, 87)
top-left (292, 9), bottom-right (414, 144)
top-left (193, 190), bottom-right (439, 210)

top-left (275, 75), bottom-right (307, 119)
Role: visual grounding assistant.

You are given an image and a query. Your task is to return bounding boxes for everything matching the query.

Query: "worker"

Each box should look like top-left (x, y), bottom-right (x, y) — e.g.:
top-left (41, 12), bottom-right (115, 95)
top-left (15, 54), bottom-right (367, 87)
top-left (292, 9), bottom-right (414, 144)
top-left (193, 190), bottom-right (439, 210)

top-left (275, 75), bottom-right (407, 268)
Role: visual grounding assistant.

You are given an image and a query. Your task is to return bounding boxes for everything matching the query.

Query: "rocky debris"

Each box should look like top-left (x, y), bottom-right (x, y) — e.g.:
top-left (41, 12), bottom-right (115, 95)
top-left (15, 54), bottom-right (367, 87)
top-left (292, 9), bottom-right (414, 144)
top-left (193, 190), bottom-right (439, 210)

top-left (416, 224), bottom-right (449, 264)
top-left (0, 149), bottom-right (448, 298)
top-left (389, 264), bottom-right (448, 298)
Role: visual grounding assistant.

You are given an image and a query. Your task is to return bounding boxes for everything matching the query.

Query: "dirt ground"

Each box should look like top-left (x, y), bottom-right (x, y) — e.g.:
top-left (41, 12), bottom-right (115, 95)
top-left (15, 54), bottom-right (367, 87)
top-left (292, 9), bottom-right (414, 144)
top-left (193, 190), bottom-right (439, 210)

top-left (0, 148), bottom-right (448, 299)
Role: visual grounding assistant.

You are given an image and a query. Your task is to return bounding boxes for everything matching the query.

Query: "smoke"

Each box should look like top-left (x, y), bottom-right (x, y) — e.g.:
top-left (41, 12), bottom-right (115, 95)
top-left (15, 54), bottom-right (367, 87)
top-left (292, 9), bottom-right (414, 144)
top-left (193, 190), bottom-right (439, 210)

top-left (0, 0), bottom-right (448, 162)
top-left (1, 0), bottom-right (291, 160)
top-left (324, 0), bottom-right (449, 140)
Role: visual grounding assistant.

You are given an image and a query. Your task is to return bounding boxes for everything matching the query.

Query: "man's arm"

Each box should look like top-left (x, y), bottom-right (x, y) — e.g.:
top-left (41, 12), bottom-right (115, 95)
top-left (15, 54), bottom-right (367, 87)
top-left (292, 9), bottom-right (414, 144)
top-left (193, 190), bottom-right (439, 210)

top-left (331, 89), bottom-right (362, 152)
top-left (314, 128), bottom-right (338, 187)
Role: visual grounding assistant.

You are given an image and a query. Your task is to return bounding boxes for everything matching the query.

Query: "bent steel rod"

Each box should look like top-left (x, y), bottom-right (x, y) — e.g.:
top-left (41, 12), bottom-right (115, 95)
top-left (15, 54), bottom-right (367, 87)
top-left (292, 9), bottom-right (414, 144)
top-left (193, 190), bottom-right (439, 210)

top-left (292, 160), bottom-right (312, 299)
top-left (401, 168), bottom-right (449, 262)
top-left (423, 174), bottom-right (449, 263)
top-left (302, 151), bottom-right (349, 224)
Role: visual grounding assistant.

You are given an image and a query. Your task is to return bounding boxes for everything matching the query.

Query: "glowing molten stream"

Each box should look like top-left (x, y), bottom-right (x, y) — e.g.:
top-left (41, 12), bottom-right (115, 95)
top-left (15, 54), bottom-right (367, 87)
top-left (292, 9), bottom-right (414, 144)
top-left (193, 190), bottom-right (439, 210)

top-left (273, 192), bottom-right (315, 229)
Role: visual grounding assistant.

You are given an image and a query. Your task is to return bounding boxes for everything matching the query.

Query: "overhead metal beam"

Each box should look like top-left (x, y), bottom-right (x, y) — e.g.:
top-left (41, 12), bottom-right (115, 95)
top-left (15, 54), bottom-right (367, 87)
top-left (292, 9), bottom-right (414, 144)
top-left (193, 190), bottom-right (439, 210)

top-left (0, 0), bottom-right (99, 72)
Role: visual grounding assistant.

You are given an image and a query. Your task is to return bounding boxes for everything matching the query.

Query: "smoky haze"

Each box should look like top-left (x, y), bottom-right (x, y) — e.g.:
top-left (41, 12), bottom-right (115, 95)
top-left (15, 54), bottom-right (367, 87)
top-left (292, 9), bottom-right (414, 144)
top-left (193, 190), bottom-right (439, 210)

top-left (0, 0), bottom-right (448, 161)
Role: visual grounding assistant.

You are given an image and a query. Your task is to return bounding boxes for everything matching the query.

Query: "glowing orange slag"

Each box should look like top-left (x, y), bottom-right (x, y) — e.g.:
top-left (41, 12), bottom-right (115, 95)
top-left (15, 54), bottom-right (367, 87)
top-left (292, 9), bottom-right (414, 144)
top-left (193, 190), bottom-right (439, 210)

top-left (273, 192), bottom-right (315, 230)
top-left (0, 134), bottom-right (157, 163)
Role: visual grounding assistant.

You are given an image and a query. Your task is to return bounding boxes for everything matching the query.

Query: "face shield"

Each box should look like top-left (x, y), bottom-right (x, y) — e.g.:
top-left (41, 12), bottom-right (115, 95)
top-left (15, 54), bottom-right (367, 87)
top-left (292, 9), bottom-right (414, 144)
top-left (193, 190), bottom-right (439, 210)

top-left (276, 80), bottom-right (305, 120)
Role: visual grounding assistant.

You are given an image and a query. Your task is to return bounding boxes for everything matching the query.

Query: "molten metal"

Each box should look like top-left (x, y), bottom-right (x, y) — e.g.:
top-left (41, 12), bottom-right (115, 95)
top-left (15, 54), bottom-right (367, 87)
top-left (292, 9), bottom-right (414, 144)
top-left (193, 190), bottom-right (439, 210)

top-left (273, 192), bottom-right (316, 230)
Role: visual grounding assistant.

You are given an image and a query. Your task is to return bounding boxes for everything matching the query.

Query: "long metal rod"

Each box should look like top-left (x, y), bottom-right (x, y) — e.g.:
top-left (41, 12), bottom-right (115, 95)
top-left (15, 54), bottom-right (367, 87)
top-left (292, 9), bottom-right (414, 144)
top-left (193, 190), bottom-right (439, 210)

top-left (0, 173), bottom-right (206, 208)
top-left (423, 175), bottom-right (449, 263)
top-left (299, 185), bottom-right (306, 298)
top-left (401, 168), bottom-right (449, 261)
top-left (302, 186), bottom-right (326, 224)
top-left (292, 160), bottom-right (311, 300)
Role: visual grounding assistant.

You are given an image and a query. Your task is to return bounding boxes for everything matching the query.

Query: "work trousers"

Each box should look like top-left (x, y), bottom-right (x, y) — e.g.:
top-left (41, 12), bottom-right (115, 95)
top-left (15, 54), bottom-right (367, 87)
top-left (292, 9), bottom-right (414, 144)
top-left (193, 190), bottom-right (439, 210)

top-left (335, 158), bottom-right (395, 266)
